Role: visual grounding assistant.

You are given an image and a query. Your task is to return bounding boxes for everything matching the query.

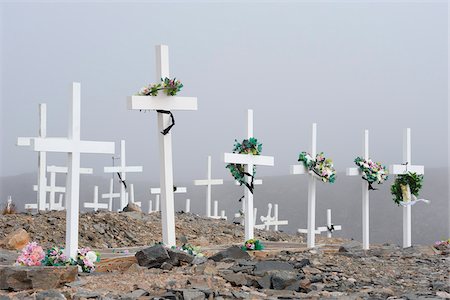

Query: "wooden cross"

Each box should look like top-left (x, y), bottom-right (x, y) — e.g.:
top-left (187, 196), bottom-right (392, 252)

top-left (104, 140), bottom-right (143, 211)
top-left (17, 103), bottom-right (47, 210)
top-left (194, 155), bottom-right (223, 217)
top-left (345, 129), bottom-right (371, 249)
top-left (127, 45), bottom-right (197, 247)
top-left (101, 178), bottom-right (120, 212)
top-left (224, 109), bottom-right (274, 241)
top-left (290, 123), bottom-right (318, 248)
top-left (389, 128), bottom-right (425, 248)
top-left (28, 82), bottom-right (115, 258)
top-left (317, 209), bottom-right (342, 238)
top-left (84, 186), bottom-right (108, 211)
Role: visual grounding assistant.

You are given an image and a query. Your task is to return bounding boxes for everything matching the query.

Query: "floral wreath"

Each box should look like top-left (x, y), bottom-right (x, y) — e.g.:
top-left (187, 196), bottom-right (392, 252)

top-left (226, 138), bottom-right (262, 194)
top-left (135, 77), bottom-right (184, 135)
top-left (354, 157), bottom-right (388, 190)
top-left (242, 239), bottom-right (264, 251)
top-left (390, 171), bottom-right (424, 206)
top-left (298, 152), bottom-right (336, 183)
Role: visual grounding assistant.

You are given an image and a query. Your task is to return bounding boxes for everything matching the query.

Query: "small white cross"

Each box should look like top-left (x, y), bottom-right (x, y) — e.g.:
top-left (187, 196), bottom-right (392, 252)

top-left (150, 186), bottom-right (186, 213)
top-left (126, 183), bottom-right (141, 207)
top-left (101, 178), bottom-right (120, 212)
top-left (255, 203), bottom-right (288, 231)
top-left (84, 186), bottom-right (108, 211)
top-left (27, 82), bottom-right (115, 258)
top-left (388, 128), bottom-right (425, 248)
top-left (224, 109), bottom-right (274, 242)
top-left (194, 155), bottom-right (223, 217)
top-left (104, 140), bottom-right (143, 211)
top-left (127, 45), bottom-right (198, 247)
top-left (210, 200), bottom-right (227, 220)
top-left (316, 209), bottom-right (342, 238)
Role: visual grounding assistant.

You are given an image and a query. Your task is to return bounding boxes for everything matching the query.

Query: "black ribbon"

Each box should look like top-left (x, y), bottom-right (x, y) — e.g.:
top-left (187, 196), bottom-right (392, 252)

top-left (327, 224), bottom-right (335, 233)
top-left (365, 181), bottom-right (378, 191)
top-left (173, 186), bottom-right (177, 192)
top-left (241, 171), bottom-right (255, 194)
top-left (117, 172), bottom-right (127, 190)
top-left (156, 110), bottom-right (175, 135)
top-left (238, 195), bottom-right (244, 202)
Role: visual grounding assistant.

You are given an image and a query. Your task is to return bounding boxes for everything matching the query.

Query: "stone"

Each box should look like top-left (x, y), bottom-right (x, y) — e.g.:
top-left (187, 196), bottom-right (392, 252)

top-left (73, 289), bottom-right (101, 299)
top-left (253, 261), bottom-right (294, 276)
top-left (122, 289), bottom-right (149, 299)
top-left (135, 244), bottom-right (170, 268)
top-left (209, 246), bottom-right (250, 262)
top-left (36, 290), bottom-right (67, 300)
top-left (182, 289), bottom-right (205, 300)
top-left (161, 262), bottom-right (173, 271)
top-left (0, 266), bottom-right (78, 291)
top-left (271, 270), bottom-right (299, 290)
top-left (123, 203), bottom-right (142, 213)
top-left (167, 248), bottom-right (194, 265)
top-left (0, 249), bottom-right (18, 265)
top-left (0, 229), bottom-right (30, 250)
top-left (257, 274), bottom-right (272, 289)
top-left (191, 256), bottom-right (207, 265)
top-left (220, 272), bottom-right (247, 286)
top-left (295, 258), bottom-right (310, 268)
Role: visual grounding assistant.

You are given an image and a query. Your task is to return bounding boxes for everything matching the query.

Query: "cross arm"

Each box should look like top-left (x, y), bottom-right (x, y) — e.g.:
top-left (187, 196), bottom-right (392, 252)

top-left (17, 137), bottom-right (32, 146)
top-left (346, 167), bottom-right (361, 176)
top-left (104, 166), bottom-right (143, 173)
top-left (290, 164), bottom-right (308, 175)
top-left (127, 96), bottom-right (198, 111)
top-left (194, 179), bottom-right (223, 186)
top-left (224, 153), bottom-right (274, 166)
top-left (317, 225), bottom-right (342, 232)
top-left (389, 164), bottom-right (424, 175)
top-left (32, 138), bottom-right (115, 154)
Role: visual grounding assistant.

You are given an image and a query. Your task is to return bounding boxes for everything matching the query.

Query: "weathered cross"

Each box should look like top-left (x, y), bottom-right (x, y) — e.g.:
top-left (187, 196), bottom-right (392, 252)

top-left (255, 203), bottom-right (288, 231)
top-left (346, 129), bottom-right (371, 249)
top-left (194, 155), bottom-right (223, 217)
top-left (389, 128), bottom-right (425, 248)
top-left (128, 45), bottom-right (197, 247)
top-left (210, 200), bottom-right (227, 220)
top-left (104, 140), bottom-right (143, 211)
top-left (290, 123), bottom-right (319, 248)
top-left (84, 186), bottom-right (108, 211)
top-left (224, 109), bottom-right (274, 241)
top-left (150, 186), bottom-right (187, 212)
top-left (101, 178), bottom-right (120, 212)
top-left (28, 82), bottom-right (115, 258)
top-left (17, 103), bottom-right (47, 211)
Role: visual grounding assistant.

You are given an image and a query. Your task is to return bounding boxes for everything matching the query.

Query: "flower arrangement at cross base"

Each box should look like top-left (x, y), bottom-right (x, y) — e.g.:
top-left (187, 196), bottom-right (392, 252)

top-left (226, 138), bottom-right (262, 193)
top-left (390, 172), bottom-right (424, 206)
top-left (136, 77), bottom-right (183, 96)
top-left (298, 152), bottom-right (336, 183)
top-left (434, 239), bottom-right (450, 254)
top-left (354, 157), bottom-right (388, 190)
top-left (171, 244), bottom-right (204, 257)
top-left (242, 239), bottom-right (264, 251)
top-left (15, 242), bottom-right (100, 273)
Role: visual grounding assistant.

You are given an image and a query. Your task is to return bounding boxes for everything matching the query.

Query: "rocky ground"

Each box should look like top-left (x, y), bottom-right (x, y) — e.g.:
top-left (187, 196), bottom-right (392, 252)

top-left (0, 211), bottom-right (448, 299)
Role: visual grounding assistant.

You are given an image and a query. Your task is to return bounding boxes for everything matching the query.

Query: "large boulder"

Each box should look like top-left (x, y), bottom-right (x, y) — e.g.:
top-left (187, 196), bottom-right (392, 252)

top-left (0, 229), bottom-right (30, 250)
top-left (0, 266), bottom-right (77, 291)
top-left (135, 244), bottom-right (171, 268)
top-left (210, 246), bottom-right (250, 262)
top-left (253, 260), bottom-right (294, 276)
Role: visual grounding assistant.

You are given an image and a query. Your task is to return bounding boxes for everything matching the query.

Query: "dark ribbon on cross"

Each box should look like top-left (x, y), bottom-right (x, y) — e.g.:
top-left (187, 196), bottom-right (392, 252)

top-left (156, 110), bottom-right (175, 135)
top-left (238, 195), bottom-right (244, 202)
top-left (241, 171), bottom-right (255, 194)
top-left (173, 186), bottom-right (177, 192)
top-left (368, 182), bottom-right (377, 191)
top-left (117, 172), bottom-right (127, 190)
top-left (327, 224), bottom-right (335, 233)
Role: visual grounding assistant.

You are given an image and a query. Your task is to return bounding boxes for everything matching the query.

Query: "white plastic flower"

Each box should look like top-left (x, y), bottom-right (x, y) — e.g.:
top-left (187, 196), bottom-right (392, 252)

top-left (78, 265), bottom-right (83, 273)
top-left (86, 251), bottom-right (97, 263)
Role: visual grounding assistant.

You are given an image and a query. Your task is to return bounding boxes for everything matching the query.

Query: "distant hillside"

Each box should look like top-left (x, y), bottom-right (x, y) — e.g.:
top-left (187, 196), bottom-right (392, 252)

top-left (0, 168), bottom-right (448, 246)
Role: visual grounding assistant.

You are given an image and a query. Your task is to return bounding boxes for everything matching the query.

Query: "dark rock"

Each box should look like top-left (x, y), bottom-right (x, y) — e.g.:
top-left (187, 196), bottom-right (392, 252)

top-left (295, 258), bottom-right (310, 268)
top-left (135, 244), bottom-right (170, 268)
top-left (121, 289), bottom-right (149, 299)
top-left (209, 246), bottom-right (250, 262)
top-left (36, 290), bottom-right (66, 300)
top-left (167, 248), bottom-right (194, 265)
top-left (0, 266), bottom-right (78, 291)
top-left (159, 292), bottom-right (179, 300)
top-left (161, 262), bottom-right (174, 270)
top-left (0, 249), bottom-right (18, 265)
top-left (191, 256), bottom-right (207, 265)
top-left (253, 261), bottom-right (294, 276)
top-left (432, 281), bottom-right (450, 293)
top-left (73, 289), bottom-right (101, 299)
top-left (257, 274), bottom-right (272, 289)
top-left (310, 274), bottom-right (323, 283)
top-left (271, 270), bottom-right (299, 290)
top-left (220, 272), bottom-right (247, 286)
top-left (182, 289), bottom-right (205, 300)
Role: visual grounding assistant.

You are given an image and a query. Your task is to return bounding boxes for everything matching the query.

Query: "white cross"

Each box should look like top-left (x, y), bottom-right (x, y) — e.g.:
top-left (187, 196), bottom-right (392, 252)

top-left (104, 140), bottom-right (143, 211)
top-left (346, 129), bottom-right (371, 249)
top-left (102, 178), bottom-right (120, 211)
top-left (17, 103), bottom-right (47, 210)
top-left (147, 199), bottom-right (154, 213)
top-left (255, 203), bottom-right (288, 231)
top-left (224, 109), bottom-right (274, 241)
top-left (316, 209), bottom-right (342, 238)
top-left (150, 187), bottom-right (187, 213)
top-left (27, 82), bottom-right (115, 258)
top-left (235, 179), bottom-right (262, 216)
top-left (210, 200), bottom-right (227, 220)
top-left (389, 128), bottom-right (425, 248)
top-left (155, 195), bottom-right (160, 212)
top-left (127, 45), bottom-right (198, 247)
top-left (84, 186), bottom-right (108, 211)
top-left (290, 123), bottom-right (319, 248)
top-left (194, 156), bottom-right (223, 217)
top-left (185, 198), bottom-right (191, 213)
top-left (126, 183), bottom-right (141, 207)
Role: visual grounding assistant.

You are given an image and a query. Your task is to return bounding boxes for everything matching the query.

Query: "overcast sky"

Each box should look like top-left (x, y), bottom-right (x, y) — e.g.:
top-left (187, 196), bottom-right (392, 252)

top-left (0, 1), bottom-right (448, 184)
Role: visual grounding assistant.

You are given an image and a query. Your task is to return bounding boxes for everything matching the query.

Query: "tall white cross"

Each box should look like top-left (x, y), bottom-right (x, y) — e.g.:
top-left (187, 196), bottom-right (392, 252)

top-left (84, 186), bottom-right (108, 211)
top-left (389, 128), bottom-right (425, 248)
top-left (224, 109), bottom-right (274, 241)
top-left (346, 129), bottom-right (371, 249)
top-left (104, 140), bottom-right (143, 211)
top-left (101, 178), bottom-right (120, 211)
top-left (290, 123), bottom-right (318, 248)
top-left (28, 82), bottom-right (115, 258)
top-left (126, 183), bottom-right (141, 207)
top-left (194, 156), bottom-right (223, 217)
top-left (17, 103), bottom-right (47, 210)
top-left (128, 45), bottom-right (198, 247)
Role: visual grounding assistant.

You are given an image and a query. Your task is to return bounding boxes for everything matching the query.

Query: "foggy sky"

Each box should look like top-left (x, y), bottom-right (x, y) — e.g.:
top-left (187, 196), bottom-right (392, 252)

top-left (0, 1), bottom-right (448, 185)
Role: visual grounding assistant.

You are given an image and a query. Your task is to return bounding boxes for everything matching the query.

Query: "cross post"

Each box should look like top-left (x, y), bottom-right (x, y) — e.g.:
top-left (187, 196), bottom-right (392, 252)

top-left (194, 155), bottom-right (223, 217)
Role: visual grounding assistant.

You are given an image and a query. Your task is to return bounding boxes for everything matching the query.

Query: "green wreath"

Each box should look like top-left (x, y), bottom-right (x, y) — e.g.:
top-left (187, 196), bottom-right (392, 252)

top-left (390, 172), bottom-right (424, 206)
top-left (226, 138), bottom-right (262, 194)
